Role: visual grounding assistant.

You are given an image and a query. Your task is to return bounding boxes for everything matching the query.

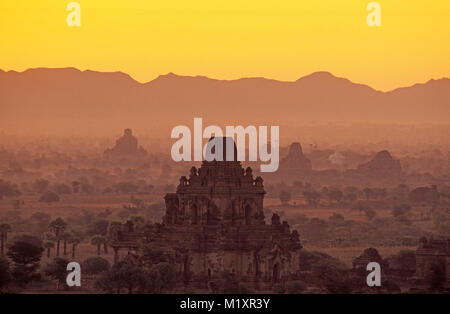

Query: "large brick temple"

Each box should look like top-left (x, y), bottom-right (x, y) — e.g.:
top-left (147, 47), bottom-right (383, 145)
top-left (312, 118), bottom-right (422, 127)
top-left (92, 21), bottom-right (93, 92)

top-left (108, 138), bottom-right (302, 288)
top-left (415, 237), bottom-right (450, 287)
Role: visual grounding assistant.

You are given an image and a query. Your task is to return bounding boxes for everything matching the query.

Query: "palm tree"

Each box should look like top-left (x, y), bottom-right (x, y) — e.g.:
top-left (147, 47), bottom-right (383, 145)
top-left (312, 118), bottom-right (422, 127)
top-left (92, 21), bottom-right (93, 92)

top-left (91, 235), bottom-right (106, 255)
top-left (69, 237), bottom-right (80, 258)
top-left (49, 218), bottom-right (67, 256)
top-left (0, 223), bottom-right (12, 256)
top-left (43, 241), bottom-right (55, 258)
top-left (61, 232), bottom-right (72, 256)
top-left (42, 232), bottom-right (56, 258)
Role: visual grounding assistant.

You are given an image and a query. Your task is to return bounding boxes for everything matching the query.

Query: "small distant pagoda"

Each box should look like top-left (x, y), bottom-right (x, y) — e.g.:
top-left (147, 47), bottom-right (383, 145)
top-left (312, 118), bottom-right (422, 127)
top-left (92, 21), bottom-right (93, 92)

top-left (108, 137), bottom-right (302, 288)
top-left (279, 142), bottom-right (312, 172)
top-left (104, 128), bottom-right (147, 159)
top-left (357, 150), bottom-right (402, 178)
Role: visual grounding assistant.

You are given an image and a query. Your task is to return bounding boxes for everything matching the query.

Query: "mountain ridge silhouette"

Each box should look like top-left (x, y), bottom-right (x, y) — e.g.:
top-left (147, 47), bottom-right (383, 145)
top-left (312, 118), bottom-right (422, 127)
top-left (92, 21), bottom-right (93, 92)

top-left (1, 67), bottom-right (449, 134)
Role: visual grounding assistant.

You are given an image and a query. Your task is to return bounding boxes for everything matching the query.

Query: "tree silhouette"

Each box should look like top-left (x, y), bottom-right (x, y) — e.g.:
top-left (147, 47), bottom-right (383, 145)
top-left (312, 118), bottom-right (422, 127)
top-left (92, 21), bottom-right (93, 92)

top-left (43, 241), bottom-right (55, 258)
top-left (82, 256), bottom-right (110, 275)
top-left (0, 180), bottom-right (21, 200)
top-left (61, 232), bottom-right (72, 256)
top-left (328, 189), bottom-right (343, 205)
top-left (303, 191), bottom-right (321, 207)
top-left (48, 218), bottom-right (67, 257)
top-left (363, 187), bottom-right (373, 201)
top-left (91, 235), bottom-right (107, 255)
top-left (44, 257), bottom-right (70, 289)
top-left (95, 262), bottom-right (147, 294)
top-left (71, 181), bottom-right (80, 193)
top-left (39, 191), bottom-right (60, 204)
top-left (351, 201), bottom-right (366, 216)
top-left (7, 237), bottom-right (44, 287)
top-left (54, 183), bottom-right (72, 195)
top-left (392, 204), bottom-right (411, 220)
top-left (34, 179), bottom-right (49, 194)
top-left (0, 224), bottom-right (12, 256)
top-left (0, 257), bottom-right (11, 292)
top-left (364, 208), bottom-right (377, 221)
top-left (69, 237), bottom-right (80, 258)
top-left (94, 261), bottom-right (175, 294)
top-left (279, 190), bottom-right (292, 205)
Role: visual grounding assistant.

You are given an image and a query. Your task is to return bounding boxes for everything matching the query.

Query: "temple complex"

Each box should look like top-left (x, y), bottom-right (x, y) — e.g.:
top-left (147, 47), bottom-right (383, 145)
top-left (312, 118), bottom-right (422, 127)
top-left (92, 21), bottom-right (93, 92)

top-left (415, 237), bottom-right (450, 287)
top-left (108, 138), bottom-right (302, 289)
top-left (104, 128), bottom-right (147, 159)
top-left (279, 142), bottom-right (312, 172)
top-left (357, 150), bottom-right (402, 179)
top-left (264, 142), bottom-right (313, 182)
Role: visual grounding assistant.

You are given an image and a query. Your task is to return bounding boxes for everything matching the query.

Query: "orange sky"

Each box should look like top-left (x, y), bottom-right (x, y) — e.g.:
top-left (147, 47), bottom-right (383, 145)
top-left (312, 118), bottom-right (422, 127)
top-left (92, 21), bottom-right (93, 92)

top-left (1, 0), bottom-right (449, 91)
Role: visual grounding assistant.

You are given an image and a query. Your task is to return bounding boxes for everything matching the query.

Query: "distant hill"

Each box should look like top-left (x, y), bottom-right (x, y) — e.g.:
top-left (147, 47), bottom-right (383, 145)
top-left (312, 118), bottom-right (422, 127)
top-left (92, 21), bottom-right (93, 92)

top-left (0, 68), bottom-right (449, 134)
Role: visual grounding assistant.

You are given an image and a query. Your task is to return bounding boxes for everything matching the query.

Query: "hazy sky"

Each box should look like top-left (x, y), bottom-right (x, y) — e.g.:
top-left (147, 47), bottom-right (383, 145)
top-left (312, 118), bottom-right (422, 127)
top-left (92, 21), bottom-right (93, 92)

top-left (1, 0), bottom-right (449, 91)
